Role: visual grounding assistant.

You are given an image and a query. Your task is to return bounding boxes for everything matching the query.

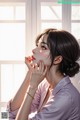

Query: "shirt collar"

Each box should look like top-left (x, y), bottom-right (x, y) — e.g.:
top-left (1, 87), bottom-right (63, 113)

top-left (52, 76), bottom-right (71, 96)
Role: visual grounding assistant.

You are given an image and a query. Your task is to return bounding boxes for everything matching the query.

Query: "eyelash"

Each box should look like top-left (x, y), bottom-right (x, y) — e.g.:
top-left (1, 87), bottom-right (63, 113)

top-left (41, 45), bottom-right (47, 50)
top-left (36, 44), bottom-right (47, 50)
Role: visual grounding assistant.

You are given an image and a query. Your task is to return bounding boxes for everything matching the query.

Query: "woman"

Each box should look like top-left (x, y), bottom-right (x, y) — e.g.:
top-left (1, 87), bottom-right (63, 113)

top-left (7, 28), bottom-right (80, 120)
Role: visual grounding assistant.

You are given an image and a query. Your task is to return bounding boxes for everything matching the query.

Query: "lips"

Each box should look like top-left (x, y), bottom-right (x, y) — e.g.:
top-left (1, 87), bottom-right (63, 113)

top-left (32, 55), bottom-right (36, 60)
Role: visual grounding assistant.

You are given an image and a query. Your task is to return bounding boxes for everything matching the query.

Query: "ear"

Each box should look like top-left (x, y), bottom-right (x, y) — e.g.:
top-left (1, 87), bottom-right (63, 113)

top-left (53, 55), bottom-right (63, 65)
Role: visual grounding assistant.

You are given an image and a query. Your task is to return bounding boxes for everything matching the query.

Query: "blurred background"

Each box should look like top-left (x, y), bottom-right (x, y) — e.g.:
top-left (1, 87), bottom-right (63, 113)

top-left (0, 0), bottom-right (80, 119)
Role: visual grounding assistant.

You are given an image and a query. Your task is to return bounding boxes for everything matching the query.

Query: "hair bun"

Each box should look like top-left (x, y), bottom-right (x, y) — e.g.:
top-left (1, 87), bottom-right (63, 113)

top-left (65, 62), bottom-right (80, 77)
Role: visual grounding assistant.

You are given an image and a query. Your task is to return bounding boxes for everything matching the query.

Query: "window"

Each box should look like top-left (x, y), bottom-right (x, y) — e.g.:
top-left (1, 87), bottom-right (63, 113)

top-left (71, 5), bottom-right (80, 39)
top-left (71, 4), bottom-right (80, 92)
top-left (0, 2), bottom-right (26, 119)
top-left (41, 3), bottom-right (62, 31)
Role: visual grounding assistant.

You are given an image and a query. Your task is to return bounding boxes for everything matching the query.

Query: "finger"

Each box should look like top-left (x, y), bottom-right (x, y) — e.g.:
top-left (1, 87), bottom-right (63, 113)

top-left (43, 66), bottom-right (47, 76)
top-left (38, 60), bottom-right (44, 73)
top-left (25, 57), bottom-right (31, 63)
top-left (34, 64), bottom-right (38, 71)
top-left (25, 57), bottom-right (29, 65)
top-left (41, 61), bottom-right (45, 73)
top-left (25, 57), bottom-right (33, 69)
top-left (27, 56), bottom-right (32, 63)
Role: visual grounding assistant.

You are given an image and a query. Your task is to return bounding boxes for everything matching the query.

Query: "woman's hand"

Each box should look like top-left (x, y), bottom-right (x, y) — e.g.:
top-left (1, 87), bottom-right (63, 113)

top-left (25, 56), bottom-right (33, 71)
top-left (25, 57), bottom-right (47, 88)
top-left (29, 60), bottom-right (47, 88)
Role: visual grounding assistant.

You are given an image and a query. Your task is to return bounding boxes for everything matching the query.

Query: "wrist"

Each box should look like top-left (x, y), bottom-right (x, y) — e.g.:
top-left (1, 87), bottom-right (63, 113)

top-left (25, 85), bottom-right (37, 100)
top-left (27, 85), bottom-right (38, 94)
top-left (29, 85), bottom-right (38, 91)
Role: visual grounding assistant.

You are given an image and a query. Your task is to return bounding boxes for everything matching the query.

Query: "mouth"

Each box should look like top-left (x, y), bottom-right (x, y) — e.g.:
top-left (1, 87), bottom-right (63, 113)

top-left (32, 55), bottom-right (36, 60)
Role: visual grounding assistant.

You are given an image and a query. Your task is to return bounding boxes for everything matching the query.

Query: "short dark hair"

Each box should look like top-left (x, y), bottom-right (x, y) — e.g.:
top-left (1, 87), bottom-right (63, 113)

top-left (36, 28), bottom-right (80, 77)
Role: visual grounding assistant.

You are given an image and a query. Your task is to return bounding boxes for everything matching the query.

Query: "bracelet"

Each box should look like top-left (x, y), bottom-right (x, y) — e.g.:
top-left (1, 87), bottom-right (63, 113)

top-left (27, 92), bottom-right (34, 99)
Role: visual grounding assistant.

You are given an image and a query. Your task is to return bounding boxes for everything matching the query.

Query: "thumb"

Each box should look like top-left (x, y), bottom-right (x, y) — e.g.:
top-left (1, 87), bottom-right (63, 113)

top-left (25, 57), bottom-right (32, 69)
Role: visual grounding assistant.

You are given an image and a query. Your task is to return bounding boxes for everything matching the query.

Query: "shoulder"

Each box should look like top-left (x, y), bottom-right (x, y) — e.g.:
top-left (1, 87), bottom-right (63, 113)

top-left (51, 85), bottom-right (80, 113)
top-left (51, 90), bottom-right (72, 110)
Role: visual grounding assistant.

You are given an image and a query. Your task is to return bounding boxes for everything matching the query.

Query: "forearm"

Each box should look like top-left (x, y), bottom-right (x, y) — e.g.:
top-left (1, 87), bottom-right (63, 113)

top-left (15, 86), bottom-right (37, 120)
top-left (15, 60), bottom-right (47, 120)
top-left (10, 71), bottom-right (30, 111)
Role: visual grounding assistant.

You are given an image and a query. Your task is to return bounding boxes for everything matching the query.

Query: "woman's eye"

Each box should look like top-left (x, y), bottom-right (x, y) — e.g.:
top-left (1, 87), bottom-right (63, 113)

top-left (41, 45), bottom-right (47, 50)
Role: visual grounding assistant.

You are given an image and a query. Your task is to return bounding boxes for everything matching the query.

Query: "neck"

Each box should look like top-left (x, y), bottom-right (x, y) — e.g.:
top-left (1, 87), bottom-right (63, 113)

top-left (46, 67), bottom-right (64, 89)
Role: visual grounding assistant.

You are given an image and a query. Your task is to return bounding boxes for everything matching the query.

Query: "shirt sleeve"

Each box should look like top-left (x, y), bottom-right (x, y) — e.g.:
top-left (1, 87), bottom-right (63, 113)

top-left (7, 84), bottom-right (41, 120)
top-left (7, 100), bottom-right (19, 120)
top-left (29, 83), bottom-right (41, 113)
top-left (29, 91), bottom-right (72, 120)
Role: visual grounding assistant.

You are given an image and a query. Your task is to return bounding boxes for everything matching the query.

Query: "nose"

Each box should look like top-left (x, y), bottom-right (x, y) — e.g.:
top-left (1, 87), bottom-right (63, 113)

top-left (32, 47), bottom-right (38, 54)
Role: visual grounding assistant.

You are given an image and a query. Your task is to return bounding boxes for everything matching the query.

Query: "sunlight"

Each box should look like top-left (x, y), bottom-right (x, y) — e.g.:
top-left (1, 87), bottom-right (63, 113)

top-left (15, 6), bottom-right (25, 20)
top-left (41, 5), bottom-right (62, 20)
top-left (0, 4), bottom-right (26, 104)
top-left (0, 6), bottom-right (14, 20)
top-left (1, 64), bottom-right (26, 102)
top-left (0, 23), bottom-right (25, 60)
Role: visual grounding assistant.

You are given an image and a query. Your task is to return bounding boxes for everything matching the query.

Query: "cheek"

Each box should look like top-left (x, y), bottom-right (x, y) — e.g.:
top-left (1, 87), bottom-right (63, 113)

top-left (39, 50), bottom-right (51, 64)
top-left (32, 50), bottom-right (51, 65)
top-left (39, 50), bottom-right (50, 58)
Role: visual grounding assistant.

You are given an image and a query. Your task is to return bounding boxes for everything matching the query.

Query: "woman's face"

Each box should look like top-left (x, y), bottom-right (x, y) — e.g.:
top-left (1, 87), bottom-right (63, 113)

top-left (32, 35), bottom-right (51, 66)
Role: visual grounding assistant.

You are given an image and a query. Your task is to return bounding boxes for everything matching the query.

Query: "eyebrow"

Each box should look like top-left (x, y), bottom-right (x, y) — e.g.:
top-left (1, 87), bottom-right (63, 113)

top-left (41, 41), bottom-right (48, 45)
